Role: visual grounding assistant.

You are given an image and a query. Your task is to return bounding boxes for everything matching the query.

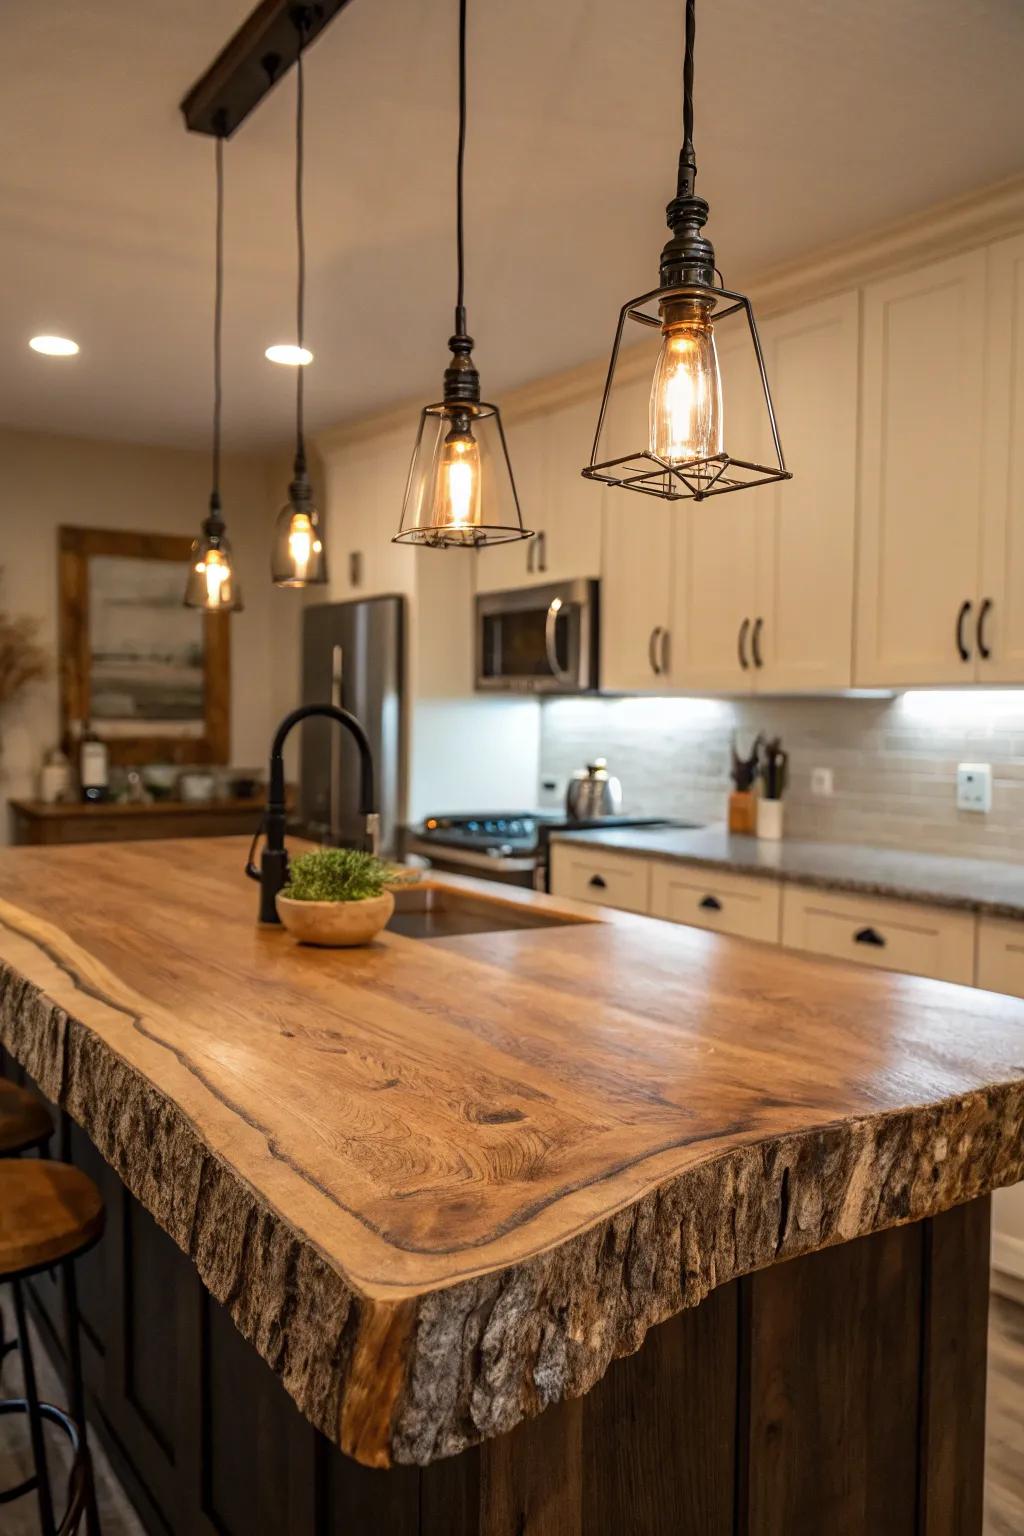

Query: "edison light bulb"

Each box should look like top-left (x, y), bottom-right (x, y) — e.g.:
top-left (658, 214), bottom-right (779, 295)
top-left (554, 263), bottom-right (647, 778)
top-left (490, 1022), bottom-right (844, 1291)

top-left (271, 499), bottom-right (326, 586)
top-left (184, 539), bottom-right (239, 611)
top-left (434, 416), bottom-right (481, 536)
top-left (649, 296), bottom-right (723, 467)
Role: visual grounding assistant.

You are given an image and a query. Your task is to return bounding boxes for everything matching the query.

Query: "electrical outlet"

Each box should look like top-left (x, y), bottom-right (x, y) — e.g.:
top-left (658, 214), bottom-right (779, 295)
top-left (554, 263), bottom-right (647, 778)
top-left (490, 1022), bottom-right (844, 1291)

top-left (956, 763), bottom-right (992, 813)
top-left (810, 767), bottom-right (834, 797)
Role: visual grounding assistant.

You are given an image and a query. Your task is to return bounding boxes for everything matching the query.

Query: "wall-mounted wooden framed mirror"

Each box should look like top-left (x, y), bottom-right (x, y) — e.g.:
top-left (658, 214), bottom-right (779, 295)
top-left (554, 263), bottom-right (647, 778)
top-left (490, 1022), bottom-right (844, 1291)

top-left (59, 526), bottom-right (230, 765)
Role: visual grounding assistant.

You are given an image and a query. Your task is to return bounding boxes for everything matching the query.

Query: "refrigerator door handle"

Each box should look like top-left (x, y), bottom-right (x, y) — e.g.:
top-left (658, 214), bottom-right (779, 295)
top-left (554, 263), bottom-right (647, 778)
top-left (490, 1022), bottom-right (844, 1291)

top-left (330, 644), bottom-right (344, 842)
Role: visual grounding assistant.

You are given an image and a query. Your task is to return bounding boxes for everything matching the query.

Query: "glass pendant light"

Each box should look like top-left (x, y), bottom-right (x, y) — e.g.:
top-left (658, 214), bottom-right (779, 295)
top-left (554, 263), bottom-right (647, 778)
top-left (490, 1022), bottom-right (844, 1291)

top-left (185, 131), bottom-right (243, 611)
top-left (583, 0), bottom-right (791, 504)
top-left (394, 0), bottom-right (532, 549)
top-left (272, 22), bottom-right (327, 587)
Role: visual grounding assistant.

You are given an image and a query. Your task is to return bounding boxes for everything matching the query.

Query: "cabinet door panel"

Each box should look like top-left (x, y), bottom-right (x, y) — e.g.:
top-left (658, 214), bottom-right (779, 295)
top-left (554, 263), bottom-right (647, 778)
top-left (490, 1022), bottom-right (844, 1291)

top-left (324, 431), bottom-right (417, 601)
top-left (541, 396), bottom-right (604, 583)
top-left (669, 325), bottom-right (762, 692)
top-left (979, 233), bottom-right (1024, 682)
top-left (755, 292), bottom-right (859, 692)
top-left (475, 414), bottom-right (546, 592)
top-left (855, 252), bottom-right (986, 685)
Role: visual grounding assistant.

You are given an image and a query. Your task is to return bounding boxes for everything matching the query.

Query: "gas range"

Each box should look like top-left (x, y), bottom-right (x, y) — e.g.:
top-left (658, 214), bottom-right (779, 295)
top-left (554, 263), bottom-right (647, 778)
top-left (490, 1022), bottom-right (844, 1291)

top-left (406, 811), bottom-right (687, 889)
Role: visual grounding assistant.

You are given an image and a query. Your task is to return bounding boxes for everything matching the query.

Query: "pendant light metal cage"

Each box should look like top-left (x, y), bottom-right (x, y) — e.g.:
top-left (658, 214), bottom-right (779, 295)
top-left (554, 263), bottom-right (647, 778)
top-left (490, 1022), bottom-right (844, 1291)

top-left (395, 399), bottom-right (528, 548)
top-left (584, 280), bottom-right (789, 503)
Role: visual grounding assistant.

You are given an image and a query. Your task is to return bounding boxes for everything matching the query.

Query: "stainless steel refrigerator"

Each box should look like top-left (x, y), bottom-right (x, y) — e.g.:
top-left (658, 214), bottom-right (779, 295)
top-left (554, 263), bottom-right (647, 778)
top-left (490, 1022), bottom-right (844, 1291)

top-left (299, 597), bottom-right (405, 858)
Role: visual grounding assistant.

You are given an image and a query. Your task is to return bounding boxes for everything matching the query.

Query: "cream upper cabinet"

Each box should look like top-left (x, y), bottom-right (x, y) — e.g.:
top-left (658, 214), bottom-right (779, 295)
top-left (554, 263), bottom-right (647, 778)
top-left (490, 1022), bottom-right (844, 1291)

top-left (324, 430), bottom-right (416, 601)
top-left (475, 398), bottom-right (604, 594)
top-left (753, 292), bottom-right (860, 691)
top-left (599, 375), bottom-right (674, 691)
top-left (855, 251), bottom-right (987, 686)
top-left (669, 326), bottom-right (762, 691)
top-left (474, 413), bottom-right (548, 592)
top-left (979, 233), bottom-right (1024, 682)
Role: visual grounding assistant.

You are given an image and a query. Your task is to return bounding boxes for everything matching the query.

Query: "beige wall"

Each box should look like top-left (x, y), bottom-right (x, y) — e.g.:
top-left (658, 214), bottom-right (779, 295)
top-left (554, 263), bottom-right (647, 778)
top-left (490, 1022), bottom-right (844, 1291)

top-left (0, 426), bottom-right (304, 837)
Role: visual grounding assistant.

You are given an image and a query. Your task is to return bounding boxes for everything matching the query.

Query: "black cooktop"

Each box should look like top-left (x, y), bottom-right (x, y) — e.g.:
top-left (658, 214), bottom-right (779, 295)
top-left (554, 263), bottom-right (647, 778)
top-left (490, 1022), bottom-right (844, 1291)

top-left (414, 811), bottom-right (681, 855)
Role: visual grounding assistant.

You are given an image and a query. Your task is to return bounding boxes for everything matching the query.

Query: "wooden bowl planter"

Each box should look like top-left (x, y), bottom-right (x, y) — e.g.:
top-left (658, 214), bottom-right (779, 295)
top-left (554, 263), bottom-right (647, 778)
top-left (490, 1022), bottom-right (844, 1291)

top-left (276, 890), bottom-right (395, 948)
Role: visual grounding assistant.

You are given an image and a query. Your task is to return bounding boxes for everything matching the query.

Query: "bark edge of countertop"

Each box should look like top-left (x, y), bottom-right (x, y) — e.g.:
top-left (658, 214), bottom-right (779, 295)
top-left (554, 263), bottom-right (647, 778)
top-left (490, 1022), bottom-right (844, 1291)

top-left (3, 951), bottom-right (1023, 1468)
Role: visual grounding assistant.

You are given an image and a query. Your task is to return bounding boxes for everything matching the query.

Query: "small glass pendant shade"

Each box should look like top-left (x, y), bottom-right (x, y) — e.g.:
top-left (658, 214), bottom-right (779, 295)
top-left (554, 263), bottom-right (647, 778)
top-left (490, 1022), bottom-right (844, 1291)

top-left (184, 522), bottom-right (243, 612)
top-left (394, 402), bottom-right (529, 548)
top-left (272, 468), bottom-right (327, 586)
top-left (584, 283), bottom-right (789, 503)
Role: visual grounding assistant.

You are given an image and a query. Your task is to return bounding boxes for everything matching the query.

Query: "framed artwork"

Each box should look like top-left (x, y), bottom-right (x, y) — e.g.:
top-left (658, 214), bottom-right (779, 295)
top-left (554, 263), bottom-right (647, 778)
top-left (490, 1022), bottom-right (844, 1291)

top-left (58, 526), bottom-right (230, 765)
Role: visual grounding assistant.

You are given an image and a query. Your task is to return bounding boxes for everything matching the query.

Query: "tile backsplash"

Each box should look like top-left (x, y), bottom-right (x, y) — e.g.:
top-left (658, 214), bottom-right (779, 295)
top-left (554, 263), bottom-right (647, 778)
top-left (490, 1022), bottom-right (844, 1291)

top-left (540, 692), bottom-right (1024, 864)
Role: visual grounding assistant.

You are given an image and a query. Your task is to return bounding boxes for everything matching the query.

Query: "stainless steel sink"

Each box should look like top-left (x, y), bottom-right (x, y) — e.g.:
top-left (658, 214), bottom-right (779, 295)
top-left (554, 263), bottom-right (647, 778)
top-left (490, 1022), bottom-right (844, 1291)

top-left (388, 884), bottom-right (584, 941)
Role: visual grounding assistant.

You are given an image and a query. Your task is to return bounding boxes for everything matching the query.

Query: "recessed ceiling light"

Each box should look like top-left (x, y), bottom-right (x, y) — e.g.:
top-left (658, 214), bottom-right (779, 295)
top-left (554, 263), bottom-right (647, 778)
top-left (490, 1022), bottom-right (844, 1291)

top-left (265, 343), bottom-right (312, 366)
top-left (30, 335), bottom-right (79, 357)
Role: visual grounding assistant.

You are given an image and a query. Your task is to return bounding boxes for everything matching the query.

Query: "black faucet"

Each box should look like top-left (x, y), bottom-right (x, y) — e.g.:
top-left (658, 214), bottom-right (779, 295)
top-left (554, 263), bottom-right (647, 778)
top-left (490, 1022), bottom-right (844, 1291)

top-left (246, 703), bottom-right (379, 924)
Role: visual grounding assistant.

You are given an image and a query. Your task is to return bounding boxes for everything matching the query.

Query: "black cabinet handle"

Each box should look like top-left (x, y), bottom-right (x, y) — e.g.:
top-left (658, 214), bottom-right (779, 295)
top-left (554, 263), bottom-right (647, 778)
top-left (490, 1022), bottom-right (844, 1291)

top-left (738, 618), bottom-right (750, 670)
top-left (956, 599), bottom-right (973, 662)
top-left (588, 874), bottom-right (607, 889)
top-left (751, 616), bottom-right (764, 669)
top-left (648, 626), bottom-right (664, 675)
top-left (538, 530), bottom-right (548, 574)
top-left (659, 628), bottom-right (671, 677)
top-left (527, 538), bottom-right (536, 574)
top-left (699, 894), bottom-right (722, 911)
top-left (977, 597), bottom-right (992, 660)
top-left (854, 926), bottom-right (886, 948)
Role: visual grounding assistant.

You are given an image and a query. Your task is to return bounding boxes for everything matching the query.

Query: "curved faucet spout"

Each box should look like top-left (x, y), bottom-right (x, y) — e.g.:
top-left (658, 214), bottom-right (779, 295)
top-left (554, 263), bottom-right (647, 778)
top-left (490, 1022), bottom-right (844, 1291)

top-left (246, 703), bottom-right (380, 924)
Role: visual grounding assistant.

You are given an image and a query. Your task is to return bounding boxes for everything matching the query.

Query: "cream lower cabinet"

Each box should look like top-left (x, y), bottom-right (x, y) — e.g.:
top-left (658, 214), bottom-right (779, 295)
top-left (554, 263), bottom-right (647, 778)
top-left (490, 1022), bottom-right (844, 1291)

top-left (649, 862), bottom-right (781, 943)
top-left (548, 843), bottom-right (652, 914)
top-left (780, 885), bottom-right (976, 985)
top-left (978, 232), bottom-right (1024, 682)
top-left (976, 916), bottom-right (1024, 1289)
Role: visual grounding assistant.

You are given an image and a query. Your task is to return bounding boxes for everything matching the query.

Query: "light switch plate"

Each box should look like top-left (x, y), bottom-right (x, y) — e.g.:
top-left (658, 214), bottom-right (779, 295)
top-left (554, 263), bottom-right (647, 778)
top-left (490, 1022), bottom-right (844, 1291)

top-left (810, 767), bottom-right (834, 797)
top-left (956, 762), bottom-right (992, 813)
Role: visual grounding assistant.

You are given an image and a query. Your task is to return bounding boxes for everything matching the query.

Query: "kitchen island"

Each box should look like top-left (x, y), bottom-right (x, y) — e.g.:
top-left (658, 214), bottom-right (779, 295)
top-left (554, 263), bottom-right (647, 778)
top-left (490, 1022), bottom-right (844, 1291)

top-left (1, 836), bottom-right (1023, 1534)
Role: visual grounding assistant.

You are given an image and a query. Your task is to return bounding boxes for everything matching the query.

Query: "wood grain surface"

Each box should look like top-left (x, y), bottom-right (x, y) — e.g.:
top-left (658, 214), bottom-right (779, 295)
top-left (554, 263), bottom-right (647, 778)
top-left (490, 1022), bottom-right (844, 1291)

top-left (0, 1159), bottom-right (105, 1278)
top-left (0, 836), bottom-right (1022, 1466)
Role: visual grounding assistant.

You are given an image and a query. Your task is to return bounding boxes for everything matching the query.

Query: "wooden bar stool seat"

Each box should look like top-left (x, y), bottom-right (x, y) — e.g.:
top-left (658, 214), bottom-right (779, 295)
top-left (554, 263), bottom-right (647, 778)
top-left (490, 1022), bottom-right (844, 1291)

top-left (0, 1159), bottom-right (105, 1535)
top-left (0, 1080), bottom-right (54, 1156)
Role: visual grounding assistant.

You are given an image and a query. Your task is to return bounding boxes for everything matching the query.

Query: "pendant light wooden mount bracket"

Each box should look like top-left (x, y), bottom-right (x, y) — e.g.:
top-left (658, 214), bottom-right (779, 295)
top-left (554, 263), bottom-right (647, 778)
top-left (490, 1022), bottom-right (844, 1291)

top-left (180, 0), bottom-right (353, 138)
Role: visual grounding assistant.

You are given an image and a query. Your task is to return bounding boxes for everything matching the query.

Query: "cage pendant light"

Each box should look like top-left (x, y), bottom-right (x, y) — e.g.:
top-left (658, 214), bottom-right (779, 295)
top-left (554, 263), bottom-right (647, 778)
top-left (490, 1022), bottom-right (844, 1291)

top-left (582, 0), bottom-right (790, 504)
top-left (272, 19), bottom-right (327, 587)
top-left (185, 129), bottom-right (243, 612)
top-left (394, 0), bottom-right (531, 549)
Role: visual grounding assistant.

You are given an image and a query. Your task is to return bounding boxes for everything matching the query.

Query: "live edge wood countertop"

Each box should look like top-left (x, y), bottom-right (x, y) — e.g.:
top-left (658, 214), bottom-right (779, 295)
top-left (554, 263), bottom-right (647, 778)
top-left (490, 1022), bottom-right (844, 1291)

top-left (0, 837), bottom-right (1023, 1468)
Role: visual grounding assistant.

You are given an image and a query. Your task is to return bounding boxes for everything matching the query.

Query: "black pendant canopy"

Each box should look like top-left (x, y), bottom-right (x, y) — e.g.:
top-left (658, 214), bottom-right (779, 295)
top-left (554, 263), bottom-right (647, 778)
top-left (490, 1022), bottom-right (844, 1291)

top-left (271, 13), bottom-right (327, 588)
top-left (393, 0), bottom-right (532, 549)
top-left (582, 0), bottom-right (791, 504)
top-left (184, 129), bottom-right (243, 612)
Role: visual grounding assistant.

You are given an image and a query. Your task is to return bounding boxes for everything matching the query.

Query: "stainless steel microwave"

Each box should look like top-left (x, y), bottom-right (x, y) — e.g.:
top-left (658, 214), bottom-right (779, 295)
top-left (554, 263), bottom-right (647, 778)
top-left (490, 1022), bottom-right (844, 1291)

top-left (474, 579), bottom-right (599, 693)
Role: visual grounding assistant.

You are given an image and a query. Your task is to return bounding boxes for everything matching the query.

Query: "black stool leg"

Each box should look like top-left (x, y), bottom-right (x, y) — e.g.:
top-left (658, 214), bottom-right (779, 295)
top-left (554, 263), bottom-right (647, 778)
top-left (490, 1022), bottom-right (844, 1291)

top-left (62, 1259), bottom-right (101, 1536)
top-left (12, 1277), bottom-right (57, 1536)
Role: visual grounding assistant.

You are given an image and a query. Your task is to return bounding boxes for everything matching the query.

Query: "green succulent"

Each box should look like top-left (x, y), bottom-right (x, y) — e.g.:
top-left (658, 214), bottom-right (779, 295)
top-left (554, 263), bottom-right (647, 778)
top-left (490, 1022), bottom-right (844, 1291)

top-left (282, 847), bottom-right (395, 904)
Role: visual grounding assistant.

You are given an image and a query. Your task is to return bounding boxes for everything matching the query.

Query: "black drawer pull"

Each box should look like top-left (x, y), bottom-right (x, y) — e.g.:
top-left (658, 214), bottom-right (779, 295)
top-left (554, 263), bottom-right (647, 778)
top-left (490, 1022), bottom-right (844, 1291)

top-left (588, 874), bottom-right (608, 889)
top-left (699, 895), bottom-right (722, 911)
top-left (977, 597), bottom-right (993, 660)
top-left (854, 926), bottom-right (886, 948)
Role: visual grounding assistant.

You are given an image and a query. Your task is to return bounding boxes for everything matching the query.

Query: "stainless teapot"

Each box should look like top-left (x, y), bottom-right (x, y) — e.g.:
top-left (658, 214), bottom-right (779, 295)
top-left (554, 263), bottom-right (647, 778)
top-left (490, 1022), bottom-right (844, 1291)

top-left (565, 758), bottom-right (623, 820)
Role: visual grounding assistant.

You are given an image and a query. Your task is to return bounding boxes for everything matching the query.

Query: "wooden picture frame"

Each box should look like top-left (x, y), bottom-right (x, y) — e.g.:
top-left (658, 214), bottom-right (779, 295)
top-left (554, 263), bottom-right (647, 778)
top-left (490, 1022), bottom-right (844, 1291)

top-left (58, 527), bottom-right (230, 766)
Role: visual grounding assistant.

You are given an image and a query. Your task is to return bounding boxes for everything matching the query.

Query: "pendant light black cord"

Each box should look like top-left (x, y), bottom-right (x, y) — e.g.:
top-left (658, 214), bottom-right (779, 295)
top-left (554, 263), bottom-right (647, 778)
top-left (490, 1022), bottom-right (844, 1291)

top-left (453, 0), bottom-right (468, 338)
top-left (212, 131), bottom-right (225, 513)
top-left (294, 33), bottom-right (307, 470)
top-left (678, 0), bottom-right (697, 200)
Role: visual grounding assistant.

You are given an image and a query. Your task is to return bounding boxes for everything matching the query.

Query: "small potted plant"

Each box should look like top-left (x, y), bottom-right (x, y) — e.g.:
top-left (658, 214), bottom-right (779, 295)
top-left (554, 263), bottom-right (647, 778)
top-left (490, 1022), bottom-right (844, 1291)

top-left (276, 847), bottom-right (399, 947)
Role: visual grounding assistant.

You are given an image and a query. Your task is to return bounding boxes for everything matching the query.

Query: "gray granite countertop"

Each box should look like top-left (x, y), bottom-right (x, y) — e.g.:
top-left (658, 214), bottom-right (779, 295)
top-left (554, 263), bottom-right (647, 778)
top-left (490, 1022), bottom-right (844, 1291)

top-left (550, 824), bottom-right (1024, 921)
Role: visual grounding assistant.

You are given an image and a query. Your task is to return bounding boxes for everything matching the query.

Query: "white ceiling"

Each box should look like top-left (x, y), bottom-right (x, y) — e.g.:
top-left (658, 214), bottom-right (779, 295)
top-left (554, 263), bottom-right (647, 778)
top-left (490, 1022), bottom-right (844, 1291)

top-left (1, 0), bottom-right (1022, 451)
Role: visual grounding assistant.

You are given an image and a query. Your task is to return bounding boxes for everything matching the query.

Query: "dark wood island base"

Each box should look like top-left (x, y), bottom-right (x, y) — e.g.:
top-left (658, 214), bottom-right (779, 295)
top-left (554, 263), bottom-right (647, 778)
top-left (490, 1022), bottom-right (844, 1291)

top-left (5, 1057), bottom-right (990, 1536)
